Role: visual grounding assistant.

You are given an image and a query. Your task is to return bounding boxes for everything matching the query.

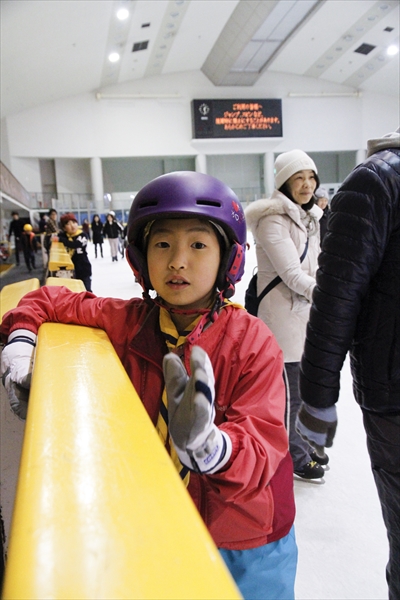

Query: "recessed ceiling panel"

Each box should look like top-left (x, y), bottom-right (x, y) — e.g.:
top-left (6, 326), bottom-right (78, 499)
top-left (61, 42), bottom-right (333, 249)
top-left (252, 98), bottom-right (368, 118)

top-left (164, 0), bottom-right (240, 73)
top-left (118, 0), bottom-right (168, 82)
top-left (269, 0), bottom-right (375, 75)
top-left (319, 3), bottom-right (399, 86)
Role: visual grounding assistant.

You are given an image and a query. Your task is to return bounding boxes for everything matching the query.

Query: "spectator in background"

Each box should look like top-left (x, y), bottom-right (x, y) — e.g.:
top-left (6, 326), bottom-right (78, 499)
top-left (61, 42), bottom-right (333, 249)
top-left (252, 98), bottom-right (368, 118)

top-left (103, 211), bottom-right (121, 262)
top-left (314, 187), bottom-right (331, 243)
top-left (297, 128), bottom-right (400, 600)
top-left (8, 211), bottom-right (23, 266)
top-left (38, 213), bottom-right (48, 233)
top-left (91, 214), bottom-right (104, 258)
top-left (44, 208), bottom-right (59, 254)
top-left (20, 224), bottom-right (37, 272)
top-left (245, 150), bottom-right (325, 482)
top-left (81, 219), bottom-right (91, 240)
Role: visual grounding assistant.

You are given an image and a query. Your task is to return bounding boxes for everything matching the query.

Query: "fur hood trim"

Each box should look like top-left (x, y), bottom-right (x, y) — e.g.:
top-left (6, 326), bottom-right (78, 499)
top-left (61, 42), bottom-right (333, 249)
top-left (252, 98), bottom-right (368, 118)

top-left (245, 190), bottom-right (322, 233)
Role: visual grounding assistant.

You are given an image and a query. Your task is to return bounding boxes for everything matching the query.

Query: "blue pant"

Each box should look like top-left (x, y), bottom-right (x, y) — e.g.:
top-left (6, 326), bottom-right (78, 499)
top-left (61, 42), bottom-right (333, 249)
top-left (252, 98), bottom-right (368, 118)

top-left (219, 526), bottom-right (297, 600)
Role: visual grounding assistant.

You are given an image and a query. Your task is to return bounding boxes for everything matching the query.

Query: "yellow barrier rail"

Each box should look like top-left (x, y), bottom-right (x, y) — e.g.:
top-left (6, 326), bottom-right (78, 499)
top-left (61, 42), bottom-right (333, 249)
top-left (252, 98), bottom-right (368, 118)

top-left (2, 323), bottom-right (241, 599)
top-left (0, 279), bottom-right (40, 323)
top-left (45, 277), bottom-right (86, 292)
top-left (48, 240), bottom-right (74, 274)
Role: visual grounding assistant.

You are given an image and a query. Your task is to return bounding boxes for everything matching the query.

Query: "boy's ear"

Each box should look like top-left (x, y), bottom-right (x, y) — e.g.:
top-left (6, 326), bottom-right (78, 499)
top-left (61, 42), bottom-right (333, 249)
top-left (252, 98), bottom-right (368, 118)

top-left (126, 245), bottom-right (152, 291)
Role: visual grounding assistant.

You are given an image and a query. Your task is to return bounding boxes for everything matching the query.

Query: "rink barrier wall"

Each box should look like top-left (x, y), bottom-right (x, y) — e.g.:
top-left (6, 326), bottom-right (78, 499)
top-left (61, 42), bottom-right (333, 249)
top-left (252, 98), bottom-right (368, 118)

top-left (47, 240), bottom-right (74, 276)
top-left (0, 278), bottom-right (40, 323)
top-left (45, 276), bottom-right (85, 292)
top-left (2, 319), bottom-right (240, 598)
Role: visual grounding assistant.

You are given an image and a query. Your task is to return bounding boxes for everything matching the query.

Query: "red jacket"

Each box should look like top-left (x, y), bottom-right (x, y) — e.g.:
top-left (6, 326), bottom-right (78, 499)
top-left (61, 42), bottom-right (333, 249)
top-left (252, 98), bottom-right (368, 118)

top-left (1, 286), bottom-right (295, 550)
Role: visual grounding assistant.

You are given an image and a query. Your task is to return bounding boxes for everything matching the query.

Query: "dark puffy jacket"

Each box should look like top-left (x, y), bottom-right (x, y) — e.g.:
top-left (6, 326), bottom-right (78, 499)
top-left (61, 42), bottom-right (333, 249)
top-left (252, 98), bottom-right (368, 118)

top-left (300, 145), bottom-right (400, 415)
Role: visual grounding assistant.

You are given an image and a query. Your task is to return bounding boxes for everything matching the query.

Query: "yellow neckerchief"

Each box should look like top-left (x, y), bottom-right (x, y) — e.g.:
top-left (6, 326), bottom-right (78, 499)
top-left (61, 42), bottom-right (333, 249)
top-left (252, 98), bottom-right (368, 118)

top-left (156, 298), bottom-right (243, 486)
top-left (64, 227), bottom-right (83, 257)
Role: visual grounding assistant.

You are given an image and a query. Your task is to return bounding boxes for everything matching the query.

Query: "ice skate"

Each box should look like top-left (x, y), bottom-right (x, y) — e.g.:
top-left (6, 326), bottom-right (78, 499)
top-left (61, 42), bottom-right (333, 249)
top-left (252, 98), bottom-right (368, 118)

top-left (294, 460), bottom-right (325, 484)
top-left (310, 450), bottom-right (330, 471)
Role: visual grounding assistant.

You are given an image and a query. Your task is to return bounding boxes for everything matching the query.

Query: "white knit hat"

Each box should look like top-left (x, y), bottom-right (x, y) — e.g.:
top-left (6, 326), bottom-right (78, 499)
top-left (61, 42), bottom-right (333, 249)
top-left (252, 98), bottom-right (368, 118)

top-left (274, 149), bottom-right (318, 189)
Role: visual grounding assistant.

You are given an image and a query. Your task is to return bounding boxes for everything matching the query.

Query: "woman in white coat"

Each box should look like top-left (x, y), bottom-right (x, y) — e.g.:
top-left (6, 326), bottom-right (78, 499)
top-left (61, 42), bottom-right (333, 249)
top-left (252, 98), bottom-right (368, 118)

top-left (245, 150), bottom-right (325, 481)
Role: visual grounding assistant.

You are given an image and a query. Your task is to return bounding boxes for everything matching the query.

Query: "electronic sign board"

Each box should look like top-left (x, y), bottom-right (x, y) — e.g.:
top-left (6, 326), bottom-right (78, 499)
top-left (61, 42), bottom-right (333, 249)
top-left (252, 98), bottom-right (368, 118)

top-left (192, 99), bottom-right (282, 139)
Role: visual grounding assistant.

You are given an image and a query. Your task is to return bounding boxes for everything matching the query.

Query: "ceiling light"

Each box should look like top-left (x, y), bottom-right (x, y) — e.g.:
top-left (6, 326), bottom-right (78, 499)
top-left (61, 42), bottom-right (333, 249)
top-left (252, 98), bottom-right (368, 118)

top-left (387, 45), bottom-right (399, 56)
top-left (117, 8), bottom-right (129, 20)
top-left (108, 52), bottom-right (120, 63)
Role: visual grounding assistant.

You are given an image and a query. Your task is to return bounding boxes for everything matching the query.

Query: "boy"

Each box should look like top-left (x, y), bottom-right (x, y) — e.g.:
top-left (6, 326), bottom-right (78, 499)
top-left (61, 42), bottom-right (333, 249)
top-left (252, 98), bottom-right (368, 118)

top-left (0, 172), bottom-right (296, 599)
top-left (20, 224), bottom-right (37, 272)
top-left (58, 213), bottom-right (92, 291)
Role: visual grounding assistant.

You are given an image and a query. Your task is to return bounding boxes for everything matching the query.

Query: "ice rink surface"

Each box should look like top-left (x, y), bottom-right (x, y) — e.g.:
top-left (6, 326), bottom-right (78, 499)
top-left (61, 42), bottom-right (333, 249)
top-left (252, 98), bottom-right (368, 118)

top-left (90, 236), bottom-right (388, 600)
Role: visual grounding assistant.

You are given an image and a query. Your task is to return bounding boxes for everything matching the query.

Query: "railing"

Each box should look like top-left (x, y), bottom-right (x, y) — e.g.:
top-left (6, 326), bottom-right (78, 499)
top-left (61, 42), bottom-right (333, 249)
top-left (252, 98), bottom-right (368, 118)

top-left (0, 283), bottom-right (240, 599)
top-left (231, 186), bottom-right (263, 205)
top-left (0, 279), bottom-right (40, 322)
top-left (47, 241), bottom-right (74, 276)
top-left (29, 192), bottom-right (95, 211)
top-left (0, 162), bottom-right (34, 208)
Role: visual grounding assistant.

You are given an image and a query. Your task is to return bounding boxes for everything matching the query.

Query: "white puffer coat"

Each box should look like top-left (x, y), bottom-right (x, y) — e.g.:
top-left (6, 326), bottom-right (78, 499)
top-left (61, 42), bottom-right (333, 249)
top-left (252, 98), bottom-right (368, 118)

top-left (245, 191), bottom-right (322, 362)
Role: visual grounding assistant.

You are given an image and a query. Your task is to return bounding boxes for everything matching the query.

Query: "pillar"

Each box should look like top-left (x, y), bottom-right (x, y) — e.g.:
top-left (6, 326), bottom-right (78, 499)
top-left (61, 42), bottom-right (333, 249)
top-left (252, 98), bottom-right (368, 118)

top-left (263, 152), bottom-right (275, 198)
top-left (356, 148), bottom-right (367, 167)
top-left (195, 154), bottom-right (207, 174)
top-left (90, 157), bottom-right (104, 215)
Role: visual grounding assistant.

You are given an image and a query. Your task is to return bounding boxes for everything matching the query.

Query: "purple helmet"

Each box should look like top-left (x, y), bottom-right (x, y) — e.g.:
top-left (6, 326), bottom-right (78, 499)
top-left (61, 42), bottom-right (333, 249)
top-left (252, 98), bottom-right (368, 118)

top-left (126, 171), bottom-right (246, 298)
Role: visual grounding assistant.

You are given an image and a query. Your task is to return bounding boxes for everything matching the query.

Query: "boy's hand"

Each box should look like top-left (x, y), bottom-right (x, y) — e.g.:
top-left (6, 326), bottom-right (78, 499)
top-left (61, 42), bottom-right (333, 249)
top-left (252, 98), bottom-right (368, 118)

top-left (163, 346), bottom-right (232, 475)
top-left (1, 329), bottom-right (37, 420)
top-left (295, 402), bottom-right (337, 457)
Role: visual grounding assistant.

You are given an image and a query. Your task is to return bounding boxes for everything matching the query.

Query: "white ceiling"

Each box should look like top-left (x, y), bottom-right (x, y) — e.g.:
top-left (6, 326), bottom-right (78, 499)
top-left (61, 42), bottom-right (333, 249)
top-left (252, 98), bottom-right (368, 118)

top-left (0, 0), bottom-right (399, 120)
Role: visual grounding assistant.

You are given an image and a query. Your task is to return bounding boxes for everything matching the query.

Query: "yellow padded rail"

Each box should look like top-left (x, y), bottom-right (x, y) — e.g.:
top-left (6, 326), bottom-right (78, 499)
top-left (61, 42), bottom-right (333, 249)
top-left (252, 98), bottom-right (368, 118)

top-left (45, 277), bottom-right (86, 292)
top-left (0, 279), bottom-right (40, 323)
top-left (48, 241), bottom-right (74, 272)
top-left (3, 323), bottom-right (241, 600)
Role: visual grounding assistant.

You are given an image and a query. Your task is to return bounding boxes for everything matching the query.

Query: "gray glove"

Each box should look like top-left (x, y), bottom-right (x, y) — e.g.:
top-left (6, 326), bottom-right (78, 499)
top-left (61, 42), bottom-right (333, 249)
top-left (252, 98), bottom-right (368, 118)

top-left (1, 329), bottom-right (37, 419)
top-left (296, 402), bottom-right (338, 458)
top-left (163, 345), bottom-right (232, 474)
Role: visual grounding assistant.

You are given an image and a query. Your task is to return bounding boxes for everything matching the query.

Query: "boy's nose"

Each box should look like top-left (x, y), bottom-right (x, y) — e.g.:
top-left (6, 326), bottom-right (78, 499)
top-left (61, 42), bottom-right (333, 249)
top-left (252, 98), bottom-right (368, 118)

top-left (168, 249), bottom-right (186, 270)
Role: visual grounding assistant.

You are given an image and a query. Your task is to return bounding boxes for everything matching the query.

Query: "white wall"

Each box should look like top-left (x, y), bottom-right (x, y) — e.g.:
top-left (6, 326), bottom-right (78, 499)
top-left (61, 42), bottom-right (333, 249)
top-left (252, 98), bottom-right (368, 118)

top-left (55, 158), bottom-right (92, 194)
top-left (8, 157), bottom-right (41, 192)
top-left (3, 69), bottom-right (399, 188)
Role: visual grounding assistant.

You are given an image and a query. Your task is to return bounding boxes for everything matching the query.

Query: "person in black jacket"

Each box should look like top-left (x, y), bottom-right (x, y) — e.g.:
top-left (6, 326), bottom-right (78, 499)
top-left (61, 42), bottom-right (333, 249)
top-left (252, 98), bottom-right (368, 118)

top-left (8, 211), bottom-right (23, 266)
top-left (91, 214), bottom-right (104, 258)
top-left (103, 212), bottom-right (122, 262)
top-left (296, 128), bottom-right (400, 600)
